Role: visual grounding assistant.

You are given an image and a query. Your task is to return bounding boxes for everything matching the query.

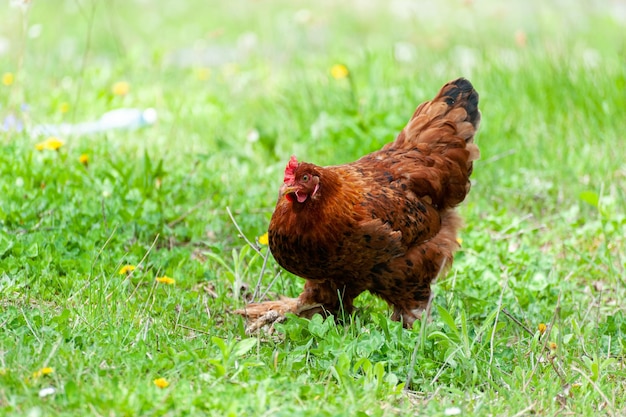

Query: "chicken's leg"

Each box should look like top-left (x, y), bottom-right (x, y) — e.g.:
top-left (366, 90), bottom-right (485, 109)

top-left (235, 279), bottom-right (361, 333)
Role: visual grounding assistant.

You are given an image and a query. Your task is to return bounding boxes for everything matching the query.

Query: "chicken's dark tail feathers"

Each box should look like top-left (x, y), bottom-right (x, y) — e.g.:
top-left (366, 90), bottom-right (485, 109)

top-left (440, 78), bottom-right (481, 133)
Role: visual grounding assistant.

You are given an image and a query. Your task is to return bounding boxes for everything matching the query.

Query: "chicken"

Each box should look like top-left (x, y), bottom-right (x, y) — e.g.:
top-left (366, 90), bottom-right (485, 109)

top-left (236, 78), bottom-right (480, 331)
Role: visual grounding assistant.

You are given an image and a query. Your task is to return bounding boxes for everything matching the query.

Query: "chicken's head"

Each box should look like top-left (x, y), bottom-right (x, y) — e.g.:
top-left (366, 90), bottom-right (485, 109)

top-left (280, 155), bottom-right (320, 204)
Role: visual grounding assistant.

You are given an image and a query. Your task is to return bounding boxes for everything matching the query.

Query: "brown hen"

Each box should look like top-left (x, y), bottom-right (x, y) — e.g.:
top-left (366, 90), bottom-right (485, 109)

top-left (236, 78), bottom-right (480, 331)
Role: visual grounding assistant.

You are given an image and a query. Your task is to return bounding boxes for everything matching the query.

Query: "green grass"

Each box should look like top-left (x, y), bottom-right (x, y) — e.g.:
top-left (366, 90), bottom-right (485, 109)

top-left (1, 0), bottom-right (625, 415)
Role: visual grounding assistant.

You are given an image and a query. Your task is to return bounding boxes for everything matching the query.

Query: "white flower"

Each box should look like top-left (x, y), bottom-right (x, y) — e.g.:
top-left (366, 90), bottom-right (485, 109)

top-left (444, 407), bottom-right (462, 416)
top-left (38, 387), bottom-right (56, 398)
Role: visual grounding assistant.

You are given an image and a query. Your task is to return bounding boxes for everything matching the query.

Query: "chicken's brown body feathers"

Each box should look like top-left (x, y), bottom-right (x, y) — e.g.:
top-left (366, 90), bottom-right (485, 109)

top-left (239, 78), bottom-right (480, 329)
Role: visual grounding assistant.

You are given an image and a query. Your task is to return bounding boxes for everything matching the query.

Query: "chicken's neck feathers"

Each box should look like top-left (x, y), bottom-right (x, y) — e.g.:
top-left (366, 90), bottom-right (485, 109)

top-left (271, 166), bottom-right (364, 235)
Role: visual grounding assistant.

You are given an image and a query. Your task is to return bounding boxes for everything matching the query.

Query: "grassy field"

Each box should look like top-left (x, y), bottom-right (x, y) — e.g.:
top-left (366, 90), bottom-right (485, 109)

top-left (1, 0), bottom-right (625, 415)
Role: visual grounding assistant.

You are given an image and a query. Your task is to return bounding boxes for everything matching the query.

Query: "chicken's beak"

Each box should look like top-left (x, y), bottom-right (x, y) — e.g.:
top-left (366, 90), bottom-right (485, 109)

top-left (280, 184), bottom-right (298, 201)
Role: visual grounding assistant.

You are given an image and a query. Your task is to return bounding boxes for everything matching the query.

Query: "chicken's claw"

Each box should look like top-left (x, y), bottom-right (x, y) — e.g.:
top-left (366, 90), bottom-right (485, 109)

top-left (234, 297), bottom-right (323, 333)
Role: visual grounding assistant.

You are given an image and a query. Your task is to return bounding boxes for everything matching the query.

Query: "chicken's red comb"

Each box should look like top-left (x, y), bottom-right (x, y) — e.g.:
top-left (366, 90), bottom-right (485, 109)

top-left (283, 155), bottom-right (298, 183)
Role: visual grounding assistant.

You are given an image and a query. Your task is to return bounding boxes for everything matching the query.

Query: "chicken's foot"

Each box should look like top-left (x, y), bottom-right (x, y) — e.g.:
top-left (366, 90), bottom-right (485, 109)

top-left (234, 297), bottom-right (323, 333)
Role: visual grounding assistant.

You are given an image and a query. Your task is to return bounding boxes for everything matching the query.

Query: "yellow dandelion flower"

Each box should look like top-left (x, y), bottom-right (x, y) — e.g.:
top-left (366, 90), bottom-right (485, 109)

top-left (456, 237), bottom-right (463, 245)
top-left (258, 232), bottom-right (269, 245)
top-left (549, 342), bottom-right (557, 351)
top-left (538, 323), bottom-right (547, 335)
top-left (79, 154), bottom-right (89, 166)
top-left (35, 137), bottom-right (64, 151)
top-left (195, 67), bottom-right (211, 81)
top-left (330, 64), bottom-right (349, 79)
top-left (47, 138), bottom-right (64, 150)
top-left (2, 72), bottom-right (14, 86)
top-left (112, 81), bottom-right (130, 96)
top-left (153, 377), bottom-right (169, 388)
top-left (59, 102), bottom-right (70, 113)
top-left (156, 276), bottom-right (176, 285)
top-left (119, 264), bottom-right (136, 275)
top-left (32, 367), bottom-right (54, 378)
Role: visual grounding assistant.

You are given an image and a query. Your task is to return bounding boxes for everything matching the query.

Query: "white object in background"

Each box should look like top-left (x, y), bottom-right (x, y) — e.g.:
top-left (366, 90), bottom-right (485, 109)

top-left (31, 108), bottom-right (157, 137)
top-left (98, 108), bottom-right (157, 130)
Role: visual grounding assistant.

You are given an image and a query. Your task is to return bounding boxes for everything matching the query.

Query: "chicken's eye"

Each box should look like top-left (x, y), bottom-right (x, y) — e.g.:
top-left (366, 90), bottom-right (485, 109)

top-left (302, 174), bottom-right (309, 182)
